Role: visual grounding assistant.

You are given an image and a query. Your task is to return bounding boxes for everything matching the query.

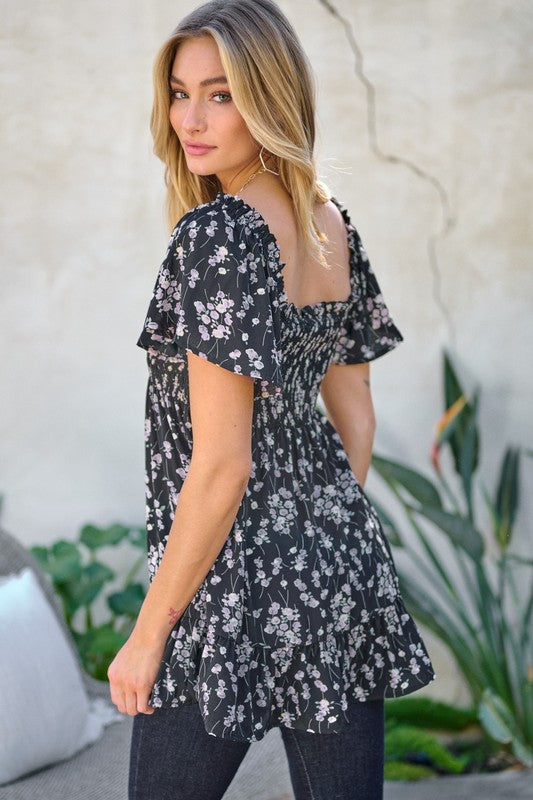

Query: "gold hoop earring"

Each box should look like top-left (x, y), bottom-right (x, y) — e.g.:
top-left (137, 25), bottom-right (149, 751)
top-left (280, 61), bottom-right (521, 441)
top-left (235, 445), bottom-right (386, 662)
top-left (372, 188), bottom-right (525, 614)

top-left (259, 145), bottom-right (280, 176)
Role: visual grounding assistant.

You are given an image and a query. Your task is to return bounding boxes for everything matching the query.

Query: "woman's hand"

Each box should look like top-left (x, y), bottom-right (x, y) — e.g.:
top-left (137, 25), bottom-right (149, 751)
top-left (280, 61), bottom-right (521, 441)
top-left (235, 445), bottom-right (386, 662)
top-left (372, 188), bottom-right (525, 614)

top-left (107, 630), bottom-right (166, 716)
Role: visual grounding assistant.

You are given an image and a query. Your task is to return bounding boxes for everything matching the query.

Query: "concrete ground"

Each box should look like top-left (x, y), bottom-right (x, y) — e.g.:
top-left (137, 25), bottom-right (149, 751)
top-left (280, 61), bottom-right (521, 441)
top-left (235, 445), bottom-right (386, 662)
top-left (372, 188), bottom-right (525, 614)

top-left (383, 768), bottom-right (532, 799)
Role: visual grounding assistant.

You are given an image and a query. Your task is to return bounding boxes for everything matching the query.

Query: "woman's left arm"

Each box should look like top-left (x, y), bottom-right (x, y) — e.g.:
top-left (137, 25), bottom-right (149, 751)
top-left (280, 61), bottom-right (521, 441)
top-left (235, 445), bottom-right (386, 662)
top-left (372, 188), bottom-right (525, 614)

top-left (319, 360), bottom-right (376, 487)
top-left (107, 350), bottom-right (255, 716)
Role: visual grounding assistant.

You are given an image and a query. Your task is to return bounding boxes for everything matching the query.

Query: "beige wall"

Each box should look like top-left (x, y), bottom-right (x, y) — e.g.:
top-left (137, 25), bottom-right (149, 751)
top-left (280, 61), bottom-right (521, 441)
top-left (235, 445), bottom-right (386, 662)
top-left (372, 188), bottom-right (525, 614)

top-left (2, 1), bottom-right (532, 706)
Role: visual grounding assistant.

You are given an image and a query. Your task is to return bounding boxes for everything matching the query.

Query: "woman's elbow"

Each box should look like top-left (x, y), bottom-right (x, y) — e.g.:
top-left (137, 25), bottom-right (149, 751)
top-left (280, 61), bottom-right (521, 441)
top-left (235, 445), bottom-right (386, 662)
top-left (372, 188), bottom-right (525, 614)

top-left (189, 449), bottom-right (252, 491)
top-left (364, 407), bottom-right (377, 433)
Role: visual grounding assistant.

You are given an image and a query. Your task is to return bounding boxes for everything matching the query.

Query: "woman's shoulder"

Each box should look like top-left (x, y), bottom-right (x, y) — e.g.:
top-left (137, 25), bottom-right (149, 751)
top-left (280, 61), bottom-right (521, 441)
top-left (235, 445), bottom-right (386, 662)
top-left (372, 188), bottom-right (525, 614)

top-left (168, 192), bottom-right (279, 285)
top-left (173, 191), bottom-right (261, 245)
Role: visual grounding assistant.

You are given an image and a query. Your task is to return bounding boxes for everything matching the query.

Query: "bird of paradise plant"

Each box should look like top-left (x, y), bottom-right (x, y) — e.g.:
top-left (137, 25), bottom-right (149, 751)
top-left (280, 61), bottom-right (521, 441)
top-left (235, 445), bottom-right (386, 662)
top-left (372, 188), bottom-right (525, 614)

top-left (368, 350), bottom-right (533, 767)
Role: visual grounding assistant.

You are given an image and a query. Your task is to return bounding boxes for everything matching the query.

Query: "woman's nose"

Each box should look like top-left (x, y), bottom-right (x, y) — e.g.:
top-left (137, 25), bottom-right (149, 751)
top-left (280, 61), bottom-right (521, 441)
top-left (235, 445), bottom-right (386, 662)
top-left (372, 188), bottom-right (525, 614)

top-left (182, 100), bottom-right (206, 133)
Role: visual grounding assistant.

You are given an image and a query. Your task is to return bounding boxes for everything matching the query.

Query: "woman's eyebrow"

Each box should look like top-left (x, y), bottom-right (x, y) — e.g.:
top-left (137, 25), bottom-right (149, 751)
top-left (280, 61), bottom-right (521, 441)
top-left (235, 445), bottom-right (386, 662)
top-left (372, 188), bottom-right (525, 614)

top-left (169, 75), bottom-right (229, 87)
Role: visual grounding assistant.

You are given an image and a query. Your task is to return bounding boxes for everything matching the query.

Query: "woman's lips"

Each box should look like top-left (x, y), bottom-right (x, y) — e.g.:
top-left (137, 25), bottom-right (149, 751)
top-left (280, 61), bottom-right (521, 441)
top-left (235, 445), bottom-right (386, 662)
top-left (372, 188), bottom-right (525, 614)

top-left (183, 142), bottom-right (216, 155)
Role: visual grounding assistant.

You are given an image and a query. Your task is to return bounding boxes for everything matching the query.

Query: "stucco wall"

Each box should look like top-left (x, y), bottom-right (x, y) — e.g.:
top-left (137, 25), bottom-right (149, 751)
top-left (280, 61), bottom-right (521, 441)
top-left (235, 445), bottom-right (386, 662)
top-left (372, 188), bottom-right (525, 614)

top-left (2, 1), bottom-right (531, 706)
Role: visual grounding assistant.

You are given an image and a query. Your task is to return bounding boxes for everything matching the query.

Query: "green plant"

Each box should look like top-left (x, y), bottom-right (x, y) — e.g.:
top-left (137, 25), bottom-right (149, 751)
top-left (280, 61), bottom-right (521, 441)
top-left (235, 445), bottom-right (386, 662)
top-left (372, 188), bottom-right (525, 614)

top-left (383, 696), bottom-right (512, 779)
top-left (31, 522), bottom-right (148, 681)
top-left (370, 349), bottom-right (533, 767)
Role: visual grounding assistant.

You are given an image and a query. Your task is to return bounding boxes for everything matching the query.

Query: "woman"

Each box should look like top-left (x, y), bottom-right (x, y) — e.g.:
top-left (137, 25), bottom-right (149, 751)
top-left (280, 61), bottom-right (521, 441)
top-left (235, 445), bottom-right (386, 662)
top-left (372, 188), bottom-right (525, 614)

top-left (108, 1), bottom-right (436, 798)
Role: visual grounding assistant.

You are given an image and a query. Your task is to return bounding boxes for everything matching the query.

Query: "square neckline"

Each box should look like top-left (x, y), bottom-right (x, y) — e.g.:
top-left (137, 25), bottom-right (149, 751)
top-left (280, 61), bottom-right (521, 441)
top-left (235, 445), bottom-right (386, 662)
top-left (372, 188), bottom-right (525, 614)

top-left (215, 190), bottom-right (357, 316)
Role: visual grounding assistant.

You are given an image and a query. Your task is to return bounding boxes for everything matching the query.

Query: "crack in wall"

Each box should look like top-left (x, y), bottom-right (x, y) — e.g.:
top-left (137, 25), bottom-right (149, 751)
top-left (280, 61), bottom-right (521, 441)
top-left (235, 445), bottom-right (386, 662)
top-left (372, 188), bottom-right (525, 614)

top-left (317, 0), bottom-right (457, 340)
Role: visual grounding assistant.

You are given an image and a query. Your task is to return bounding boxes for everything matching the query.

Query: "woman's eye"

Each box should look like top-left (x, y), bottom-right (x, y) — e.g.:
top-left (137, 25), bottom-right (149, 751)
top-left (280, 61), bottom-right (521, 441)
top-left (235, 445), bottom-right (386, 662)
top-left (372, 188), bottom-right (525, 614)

top-left (168, 89), bottom-right (231, 103)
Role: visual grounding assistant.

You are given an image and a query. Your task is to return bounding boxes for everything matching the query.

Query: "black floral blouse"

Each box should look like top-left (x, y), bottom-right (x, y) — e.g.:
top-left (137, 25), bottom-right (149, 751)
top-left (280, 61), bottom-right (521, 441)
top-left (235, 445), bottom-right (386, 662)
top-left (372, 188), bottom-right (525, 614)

top-left (136, 190), bottom-right (436, 742)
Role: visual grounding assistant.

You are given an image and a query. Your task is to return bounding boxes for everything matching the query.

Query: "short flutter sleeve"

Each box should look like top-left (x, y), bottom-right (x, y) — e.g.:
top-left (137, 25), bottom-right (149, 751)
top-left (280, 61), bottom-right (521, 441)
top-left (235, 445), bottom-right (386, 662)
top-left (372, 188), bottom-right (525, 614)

top-left (330, 222), bottom-right (404, 365)
top-left (137, 204), bottom-right (284, 398)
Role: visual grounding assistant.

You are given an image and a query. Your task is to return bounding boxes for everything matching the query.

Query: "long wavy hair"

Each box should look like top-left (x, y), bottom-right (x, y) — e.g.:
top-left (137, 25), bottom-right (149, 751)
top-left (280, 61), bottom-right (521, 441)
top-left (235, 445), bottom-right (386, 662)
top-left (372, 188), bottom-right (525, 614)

top-left (150, 0), bottom-right (332, 266)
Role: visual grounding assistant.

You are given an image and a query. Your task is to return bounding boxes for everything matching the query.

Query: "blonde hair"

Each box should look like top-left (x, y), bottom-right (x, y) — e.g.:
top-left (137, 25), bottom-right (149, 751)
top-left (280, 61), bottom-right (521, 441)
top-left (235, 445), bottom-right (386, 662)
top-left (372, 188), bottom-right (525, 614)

top-left (150, 0), bottom-right (332, 266)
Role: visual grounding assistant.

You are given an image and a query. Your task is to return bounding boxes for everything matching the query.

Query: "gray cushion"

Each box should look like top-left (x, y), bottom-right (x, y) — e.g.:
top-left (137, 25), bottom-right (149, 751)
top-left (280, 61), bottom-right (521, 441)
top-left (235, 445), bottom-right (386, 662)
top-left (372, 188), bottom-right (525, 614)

top-left (0, 527), bottom-right (107, 701)
top-left (0, 567), bottom-right (105, 784)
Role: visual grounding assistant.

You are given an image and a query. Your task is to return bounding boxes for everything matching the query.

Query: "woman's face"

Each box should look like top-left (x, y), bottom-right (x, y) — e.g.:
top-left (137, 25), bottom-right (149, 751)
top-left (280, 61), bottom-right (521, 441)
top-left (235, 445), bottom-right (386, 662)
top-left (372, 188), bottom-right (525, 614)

top-left (169, 35), bottom-right (259, 192)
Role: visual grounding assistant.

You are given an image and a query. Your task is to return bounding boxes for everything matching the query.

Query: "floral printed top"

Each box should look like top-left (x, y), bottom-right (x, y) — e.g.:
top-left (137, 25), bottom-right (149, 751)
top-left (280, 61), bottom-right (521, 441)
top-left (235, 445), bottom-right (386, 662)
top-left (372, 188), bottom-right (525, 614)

top-left (136, 190), bottom-right (436, 742)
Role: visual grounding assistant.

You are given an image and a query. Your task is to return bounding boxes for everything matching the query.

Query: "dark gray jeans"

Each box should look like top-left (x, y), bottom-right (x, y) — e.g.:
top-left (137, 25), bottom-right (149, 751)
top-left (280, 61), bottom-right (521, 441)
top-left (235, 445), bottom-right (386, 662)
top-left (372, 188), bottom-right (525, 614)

top-left (128, 696), bottom-right (385, 800)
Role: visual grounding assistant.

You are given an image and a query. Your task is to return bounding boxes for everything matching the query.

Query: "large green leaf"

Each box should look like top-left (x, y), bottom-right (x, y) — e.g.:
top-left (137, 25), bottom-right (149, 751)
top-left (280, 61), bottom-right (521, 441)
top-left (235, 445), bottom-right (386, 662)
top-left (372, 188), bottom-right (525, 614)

top-left (478, 688), bottom-right (533, 766)
top-left (407, 503), bottom-right (484, 560)
top-left (80, 523), bottom-right (130, 550)
top-left (494, 447), bottom-right (520, 551)
top-left (443, 350), bottom-right (466, 468)
top-left (59, 561), bottom-right (115, 615)
top-left (108, 583), bottom-right (146, 617)
top-left (76, 622), bottom-right (126, 651)
top-left (30, 540), bottom-right (82, 581)
top-left (443, 351), bottom-right (479, 477)
top-left (459, 406), bottom-right (479, 517)
top-left (371, 454), bottom-right (442, 509)
top-left (443, 349), bottom-right (463, 406)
